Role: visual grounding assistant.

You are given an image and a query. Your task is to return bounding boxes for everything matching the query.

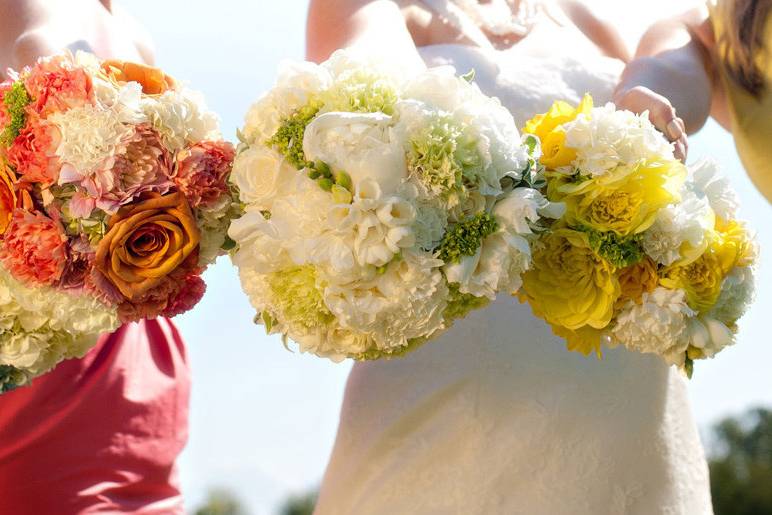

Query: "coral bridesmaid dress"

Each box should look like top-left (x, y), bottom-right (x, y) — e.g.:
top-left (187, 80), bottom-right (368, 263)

top-left (0, 318), bottom-right (190, 514)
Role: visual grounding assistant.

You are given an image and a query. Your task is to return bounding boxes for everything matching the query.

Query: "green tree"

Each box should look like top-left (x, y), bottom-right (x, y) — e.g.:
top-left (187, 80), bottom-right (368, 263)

top-left (709, 408), bottom-right (772, 515)
top-left (194, 488), bottom-right (248, 515)
top-left (278, 489), bottom-right (318, 515)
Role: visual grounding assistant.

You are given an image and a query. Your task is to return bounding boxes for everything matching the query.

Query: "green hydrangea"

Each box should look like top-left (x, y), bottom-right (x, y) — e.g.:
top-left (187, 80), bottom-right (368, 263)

top-left (583, 227), bottom-right (645, 268)
top-left (267, 266), bottom-right (334, 331)
top-left (443, 283), bottom-right (490, 323)
top-left (0, 365), bottom-right (27, 393)
top-left (321, 72), bottom-right (398, 115)
top-left (1, 81), bottom-right (31, 147)
top-left (352, 336), bottom-right (428, 361)
top-left (438, 213), bottom-right (499, 264)
top-left (267, 101), bottom-right (321, 169)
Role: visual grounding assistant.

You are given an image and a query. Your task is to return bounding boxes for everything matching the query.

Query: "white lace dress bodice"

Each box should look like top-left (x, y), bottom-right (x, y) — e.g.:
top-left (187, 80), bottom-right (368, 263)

top-left (314, 5), bottom-right (713, 514)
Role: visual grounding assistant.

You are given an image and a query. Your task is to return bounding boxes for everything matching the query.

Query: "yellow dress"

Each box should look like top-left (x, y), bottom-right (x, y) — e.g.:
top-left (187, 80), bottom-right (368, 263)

top-left (711, 1), bottom-right (772, 202)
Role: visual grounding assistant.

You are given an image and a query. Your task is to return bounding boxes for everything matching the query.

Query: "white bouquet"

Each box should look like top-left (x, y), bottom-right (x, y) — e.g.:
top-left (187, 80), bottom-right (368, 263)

top-left (229, 50), bottom-right (560, 360)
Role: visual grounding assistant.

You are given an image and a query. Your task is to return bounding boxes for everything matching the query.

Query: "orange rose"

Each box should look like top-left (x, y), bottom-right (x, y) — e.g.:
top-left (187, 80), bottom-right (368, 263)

top-left (616, 257), bottom-right (659, 309)
top-left (101, 60), bottom-right (175, 95)
top-left (95, 192), bottom-right (200, 300)
top-left (0, 160), bottom-right (16, 234)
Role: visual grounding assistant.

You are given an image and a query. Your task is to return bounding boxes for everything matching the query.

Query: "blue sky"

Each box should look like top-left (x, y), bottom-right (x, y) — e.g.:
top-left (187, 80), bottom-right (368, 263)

top-left (126, 1), bottom-right (772, 513)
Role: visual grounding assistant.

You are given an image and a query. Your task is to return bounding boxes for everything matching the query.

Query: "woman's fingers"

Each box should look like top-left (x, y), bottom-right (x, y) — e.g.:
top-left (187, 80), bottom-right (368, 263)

top-left (613, 85), bottom-right (689, 162)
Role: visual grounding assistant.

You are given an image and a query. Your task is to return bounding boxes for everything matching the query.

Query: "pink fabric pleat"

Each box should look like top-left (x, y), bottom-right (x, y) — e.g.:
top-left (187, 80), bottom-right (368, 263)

top-left (0, 318), bottom-right (190, 514)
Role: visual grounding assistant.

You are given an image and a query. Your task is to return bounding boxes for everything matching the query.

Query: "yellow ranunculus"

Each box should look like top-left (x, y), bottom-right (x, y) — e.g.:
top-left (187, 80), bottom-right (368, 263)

top-left (556, 159), bottom-right (686, 236)
top-left (522, 228), bottom-right (620, 331)
top-left (714, 218), bottom-right (756, 267)
top-left (660, 224), bottom-right (744, 313)
top-left (524, 94), bottom-right (593, 169)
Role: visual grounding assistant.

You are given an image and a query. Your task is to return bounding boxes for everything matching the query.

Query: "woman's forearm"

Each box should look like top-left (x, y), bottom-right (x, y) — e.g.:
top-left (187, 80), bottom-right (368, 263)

top-left (306, 0), bottom-right (424, 72)
top-left (617, 14), bottom-right (713, 134)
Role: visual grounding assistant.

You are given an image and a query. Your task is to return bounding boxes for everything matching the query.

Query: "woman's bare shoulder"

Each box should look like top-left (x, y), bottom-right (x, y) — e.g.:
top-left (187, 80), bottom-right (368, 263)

top-left (554, 0), bottom-right (631, 62)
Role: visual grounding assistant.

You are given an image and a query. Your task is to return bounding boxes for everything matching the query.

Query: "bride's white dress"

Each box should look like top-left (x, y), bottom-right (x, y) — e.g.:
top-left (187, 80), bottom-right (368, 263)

top-left (314, 3), bottom-right (713, 514)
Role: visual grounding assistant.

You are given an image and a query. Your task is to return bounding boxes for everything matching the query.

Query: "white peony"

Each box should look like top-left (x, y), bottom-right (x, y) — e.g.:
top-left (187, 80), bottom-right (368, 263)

top-left (564, 103), bottom-right (675, 176)
top-left (303, 111), bottom-right (407, 195)
top-left (687, 158), bottom-right (739, 220)
top-left (231, 145), bottom-right (298, 210)
top-left (143, 87), bottom-right (220, 150)
top-left (611, 287), bottom-right (694, 366)
top-left (50, 104), bottom-right (133, 174)
top-left (642, 189), bottom-right (714, 266)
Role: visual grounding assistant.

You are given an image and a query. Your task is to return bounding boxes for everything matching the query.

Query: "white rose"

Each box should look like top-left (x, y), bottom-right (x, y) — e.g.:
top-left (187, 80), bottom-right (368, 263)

top-left (232, 145), bottom-right (297, 210)
top-left (686, 316), bottom-right (735, 358)
top-left (303, 111), bottom-right (407, 195)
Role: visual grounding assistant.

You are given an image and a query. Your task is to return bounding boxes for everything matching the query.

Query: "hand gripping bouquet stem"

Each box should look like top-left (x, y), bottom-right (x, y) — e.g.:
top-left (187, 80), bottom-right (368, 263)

top-left (0, 53), bottom-right (237, 392)
top-left (519, 95), bottom-right (758, 376)
top-left (229, 51), bottom-right (562, 361)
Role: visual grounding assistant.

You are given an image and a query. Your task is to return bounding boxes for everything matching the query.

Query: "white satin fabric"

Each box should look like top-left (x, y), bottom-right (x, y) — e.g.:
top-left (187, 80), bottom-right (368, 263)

top-left (314, 4), bottom-right (713, 514)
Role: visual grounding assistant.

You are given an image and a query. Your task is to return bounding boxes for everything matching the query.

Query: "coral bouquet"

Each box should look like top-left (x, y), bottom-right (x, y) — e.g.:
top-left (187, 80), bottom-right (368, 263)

top-left (229, 51), bottom-right (560, 360)
top-left (0, 53), bottom-right (237, 392)
top-left (519, 95), bottom-right (758, 375)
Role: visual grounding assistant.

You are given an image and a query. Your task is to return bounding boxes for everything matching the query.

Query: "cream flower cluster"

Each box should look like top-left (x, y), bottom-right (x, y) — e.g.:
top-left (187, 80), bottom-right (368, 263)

top-left (0, 264), bottom-right (119, 391)
top-left (229, 50), bottom-right (557, 360)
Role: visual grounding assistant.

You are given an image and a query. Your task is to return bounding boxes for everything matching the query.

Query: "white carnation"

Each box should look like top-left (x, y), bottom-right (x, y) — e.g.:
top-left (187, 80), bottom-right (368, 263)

top-left (611, 287), bottom-right (694, 366)
top-left (50, 104), bottom-right (133, 173)
top-left (143, 88), bottom-right (220, 150)
top-left (687, 158), bottom-right (739, 220)
top-left (708, 266), bottom-right (756, 326)
top-left (643, 189), bottom-right (713, 265)
top-left (564, 103), bottom-right (674, 176)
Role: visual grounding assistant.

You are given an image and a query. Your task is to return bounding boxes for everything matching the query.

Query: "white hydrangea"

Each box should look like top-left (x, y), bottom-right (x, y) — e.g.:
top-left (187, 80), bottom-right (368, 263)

top-left (143, 87), bottom-right (220, 150)
top-left (611, 287), bottom-right (694, 366)
top-left (687, 158), bottom-right (739, 220)
top-left (564, 103), bottom-right (675, 176)
top-left (642, 189), bottom-right (714, 265)
top-left (50, 103), bottom-right (133, 173)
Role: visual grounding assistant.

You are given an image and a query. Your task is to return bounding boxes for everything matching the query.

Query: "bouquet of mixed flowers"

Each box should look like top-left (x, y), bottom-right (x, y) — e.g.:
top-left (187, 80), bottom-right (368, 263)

top-left (229, 50), bottom-right (560, 361)
top-left (519, 95), bottom-right (758, 375)
top-left (0, 52), bottom-right (237, 392)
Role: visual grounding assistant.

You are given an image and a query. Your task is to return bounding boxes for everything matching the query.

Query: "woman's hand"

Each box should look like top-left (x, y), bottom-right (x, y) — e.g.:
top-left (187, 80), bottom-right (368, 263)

top-left (614, 84), bottom-right (688, 162)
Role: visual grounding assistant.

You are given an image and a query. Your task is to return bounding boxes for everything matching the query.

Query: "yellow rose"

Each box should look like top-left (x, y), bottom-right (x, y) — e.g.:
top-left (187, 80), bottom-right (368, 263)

top-left (522, 228), bottom-right (620, 331)
top-left (556, 160), bottom-right (686, 236)
top-left (95, 192), bottom-right (200, 300)
top-left (616, 257), bottom-right (659, 309)
top-left (524, 94), bottom-right (593, 169)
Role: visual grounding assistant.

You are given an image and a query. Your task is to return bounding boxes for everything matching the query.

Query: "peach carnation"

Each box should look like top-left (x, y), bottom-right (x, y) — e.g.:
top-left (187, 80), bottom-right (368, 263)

top-left (0, 209), bottom-right (68, 286)
top-left (6, 115), bottom-right (60, 184)
top-left (23, 55), bottom-right (93, 117)
top-left (173, 141), bottom-right (235, 208)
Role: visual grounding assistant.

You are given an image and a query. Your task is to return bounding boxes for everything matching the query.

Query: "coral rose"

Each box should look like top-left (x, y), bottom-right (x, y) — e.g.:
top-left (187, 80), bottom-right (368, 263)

top-left (173, 141), bottom-right (235, 208)
top-left (0, 161), bottom-right (17, 234)
top-left (95, 192), bottom-right (200, 300)
top-left (101, 60), bottom-right (175, 95)
top-left (521, 228), bottom-right (620, 331)
top-left (0, 209), bottom-right (68, 286)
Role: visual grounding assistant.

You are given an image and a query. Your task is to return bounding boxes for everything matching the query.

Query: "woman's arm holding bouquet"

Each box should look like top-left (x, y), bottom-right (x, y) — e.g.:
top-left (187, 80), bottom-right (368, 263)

top-left (307, 0), bottom-right (424, 71)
